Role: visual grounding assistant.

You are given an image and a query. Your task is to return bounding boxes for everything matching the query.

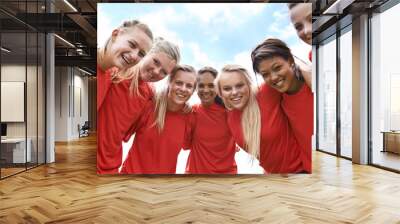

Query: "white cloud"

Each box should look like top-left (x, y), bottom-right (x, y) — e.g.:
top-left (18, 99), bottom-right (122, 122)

top-left (289, 41), bottom-right (311, 63)
top-left (187, 42), bottom-right (215, 69)
top-left (183, 4), bottom-right (225, 24)
top-left (138, 6), bottom-right (185, 48)
top-left (183, 3), bottom-right (267, 26)
top-left (211, 35), bottom-right (219, 42)
top-left (97, 6), bottom-right (185, 49)
top-left (239, 4), bottom-right (268, 15)
top-left (268, 23), bottom-right (297, 42)
top-left (272, 8), bottom-right (288, 21)
top-left (232, 51), bottom-right (264, 85)
top-left (267, 7), bottom-right (298, 42)
top-left (97, 8), bottom-right (113, 48)
top-left (233, 51), bottom-right (253, 74)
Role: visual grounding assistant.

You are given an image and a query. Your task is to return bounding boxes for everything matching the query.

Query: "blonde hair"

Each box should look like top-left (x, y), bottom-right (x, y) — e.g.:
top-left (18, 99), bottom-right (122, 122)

top-left (98, 20), bottom-right (153, 68)
top-left (215, 64), bottom-right (261, 159)
top-left (114, 37), bottom-right (181, 97)
top-left (153, 65), bottom-right (196, 132)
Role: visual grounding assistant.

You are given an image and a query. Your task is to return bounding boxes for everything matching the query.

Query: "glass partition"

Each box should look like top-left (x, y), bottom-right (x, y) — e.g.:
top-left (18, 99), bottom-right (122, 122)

top-left (1, 30), bottom-right (28, 177)
top-left (0, 1), bottom-right (46, 179)
top-left (339, 26), bottom-right (352, 158)
top-left (317, 35), bottom-right (337, 155)
top-left (370, 3), bottom-right (400, 171)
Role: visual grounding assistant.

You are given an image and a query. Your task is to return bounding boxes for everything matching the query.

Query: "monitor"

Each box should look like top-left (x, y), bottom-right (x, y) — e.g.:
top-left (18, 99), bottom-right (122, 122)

top-left (1, 123), bottom-right (7, 137)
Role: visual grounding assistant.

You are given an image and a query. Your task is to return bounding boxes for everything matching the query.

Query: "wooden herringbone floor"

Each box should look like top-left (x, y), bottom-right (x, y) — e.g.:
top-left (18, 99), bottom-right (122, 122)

top-left (1, 134), bottom-right (400, 223)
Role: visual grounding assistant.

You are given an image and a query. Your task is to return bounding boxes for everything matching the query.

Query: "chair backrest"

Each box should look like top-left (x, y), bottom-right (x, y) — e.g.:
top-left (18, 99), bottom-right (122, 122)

top-left (82, 121), bottom-right (90, 129)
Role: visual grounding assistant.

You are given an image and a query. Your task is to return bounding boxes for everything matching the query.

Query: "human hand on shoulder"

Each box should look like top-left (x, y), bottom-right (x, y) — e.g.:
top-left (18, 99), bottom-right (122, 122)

top-left (294, 57), bottom-right (312, 89)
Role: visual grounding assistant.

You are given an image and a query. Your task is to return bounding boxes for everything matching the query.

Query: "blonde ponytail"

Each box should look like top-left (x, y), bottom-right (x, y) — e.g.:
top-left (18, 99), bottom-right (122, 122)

top-left (153, 88), bottom-right (169, 132)
top-left (242, 86), bottom-right (261, 160)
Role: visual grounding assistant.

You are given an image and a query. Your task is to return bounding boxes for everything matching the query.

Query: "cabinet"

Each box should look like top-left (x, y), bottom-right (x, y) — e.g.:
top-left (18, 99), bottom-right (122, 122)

top-left (382, 131), bottom-right (400, 154)
top-left (0, 138), bottom-right (31, 164)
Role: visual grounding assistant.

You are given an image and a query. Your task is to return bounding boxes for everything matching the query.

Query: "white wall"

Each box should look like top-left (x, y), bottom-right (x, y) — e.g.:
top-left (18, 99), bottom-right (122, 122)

top-left (54, 67), bottom-right (89, 141)
top-left (55, 66), bottom-right (69, 141)
top-left (72, 73), bottom-right (89, 138)
top-left (0, 65), bottom-right (41, 138)
top-left (1, 64), bottom-right (46, 164)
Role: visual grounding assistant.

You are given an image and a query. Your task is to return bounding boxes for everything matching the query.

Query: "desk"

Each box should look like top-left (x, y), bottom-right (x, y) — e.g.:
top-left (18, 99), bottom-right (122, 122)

top-left (381, 131), bottom-right (400, 154)
top-left (1, 138), bottom-right (31, 163)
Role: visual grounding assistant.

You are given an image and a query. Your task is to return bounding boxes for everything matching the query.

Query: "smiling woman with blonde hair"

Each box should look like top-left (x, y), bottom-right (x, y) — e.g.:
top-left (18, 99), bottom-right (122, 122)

top-left (216, 61), bottom-right (310, 174)
top-left (97, 20), bottom-right (153, 110)
top-left (114, 37), bottom-right (181, 97)
top-left (215, 65), bottom-right (261, 161)
top-left (97, 38), bottom-right (180, 175)
top-left (120, 65), bottom-right (197, 174)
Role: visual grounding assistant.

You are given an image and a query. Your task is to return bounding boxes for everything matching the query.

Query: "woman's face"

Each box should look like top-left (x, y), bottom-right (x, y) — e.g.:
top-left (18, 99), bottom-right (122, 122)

top-left (258, 56), bottom-right (296, 93)
top-left (289, 4), bottom-right (312, 45)
top-left (139, 52), bottom-right (177, 82)
top-left (168, 70), bottom-right (196, 106)
top-left (108, 27), bottom-right (152, 69)
top-left (218, 71), bottom-right (250, 110)
top-left (197, 72), bottom-right (217, 107)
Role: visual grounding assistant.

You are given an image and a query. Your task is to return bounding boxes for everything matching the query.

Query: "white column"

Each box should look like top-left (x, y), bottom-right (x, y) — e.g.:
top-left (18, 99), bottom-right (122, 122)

top-left (46, 33), bottom-right (55, 163)
top-left (45, 0), bottom-right (55, 163)
top-left (312, 45), bottom-right (317, 151)
top-left (352, 14), bottom-right (369, 164)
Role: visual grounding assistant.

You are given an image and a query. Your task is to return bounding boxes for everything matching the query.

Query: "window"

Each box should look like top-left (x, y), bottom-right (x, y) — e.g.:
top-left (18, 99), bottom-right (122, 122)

top-left (317, 35), bottom-right (337, 154)
top-left (339, 27), bottom-right (352, 158)
top-left (370, 2), bottom-right (400, 171)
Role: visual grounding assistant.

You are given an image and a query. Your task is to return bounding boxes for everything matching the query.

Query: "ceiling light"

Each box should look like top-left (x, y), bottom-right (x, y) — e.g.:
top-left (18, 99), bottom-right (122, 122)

top-left (78, 67), bottom-right (93, 76)
top-left (63, 0), bottom-right (78, 12)
top-left (323, 0), bottom-right (355, 15)
top-left (54, 34), bottom-right (75, 48)
top-left (1, 47), bottom-right (11, 53)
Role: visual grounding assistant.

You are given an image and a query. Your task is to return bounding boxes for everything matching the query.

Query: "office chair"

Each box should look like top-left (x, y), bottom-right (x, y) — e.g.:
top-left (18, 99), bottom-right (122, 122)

top-left (79, 121), bottom-right (90, 138)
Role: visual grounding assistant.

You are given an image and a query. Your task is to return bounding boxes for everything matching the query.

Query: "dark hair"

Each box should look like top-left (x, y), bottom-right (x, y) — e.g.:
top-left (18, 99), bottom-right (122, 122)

top-left (198, 66), bottom-right (218, 78)
top-left (214, 95), bottom-right (225, 108)
top-left (197, 66), bottom-right (224, 107)
top-left (287, 3), bottom-right (298, 9)
top-left (251, 38), bottom-right (294, 74)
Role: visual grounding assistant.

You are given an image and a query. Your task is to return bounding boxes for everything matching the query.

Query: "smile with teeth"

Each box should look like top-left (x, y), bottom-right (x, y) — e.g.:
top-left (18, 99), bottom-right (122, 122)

top-left (230, 96), bottom-right (242, 103)
top-left (121, 54), bottom-right (130, 65)
top-left (201, 93), bottom-right (211, 98)
top-left (274, 79), bottom-right (284, 87)
top-left (176, 93), bottom-right (186, 99)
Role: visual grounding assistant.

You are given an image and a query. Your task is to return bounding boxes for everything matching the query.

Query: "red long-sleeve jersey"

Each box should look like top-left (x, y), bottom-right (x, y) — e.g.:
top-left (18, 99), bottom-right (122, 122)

top-left (184, 103), bottom-right (237, 174)
top-left (120, 101), bottom-right (190, 174)
top-left (97, 78), bottom-right (153, 174)
top-left (97, 66), bottom-right (118, 111)
top-left (282, 84), bottom-right (313, 173)
top-left (227, 83), bottom-right (311, 173)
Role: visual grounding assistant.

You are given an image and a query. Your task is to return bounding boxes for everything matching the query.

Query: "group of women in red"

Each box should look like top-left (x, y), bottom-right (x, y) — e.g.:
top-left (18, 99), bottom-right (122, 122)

top-left (97, 7), bottom-right (313, 174)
